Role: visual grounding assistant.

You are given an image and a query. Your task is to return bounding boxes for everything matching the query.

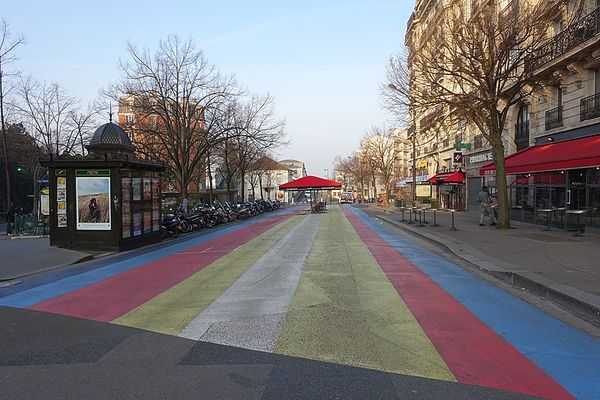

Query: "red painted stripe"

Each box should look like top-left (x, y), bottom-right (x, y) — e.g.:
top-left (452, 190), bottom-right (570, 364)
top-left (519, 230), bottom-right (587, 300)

top-left (341, 208), bottom-right (574, 400)
top-left (30, 214), bottom-right (293, 322)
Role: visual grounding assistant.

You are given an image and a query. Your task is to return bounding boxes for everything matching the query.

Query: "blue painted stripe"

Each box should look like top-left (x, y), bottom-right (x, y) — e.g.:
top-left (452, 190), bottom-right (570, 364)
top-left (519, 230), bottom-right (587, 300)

top-left (348, 206), bottom-right (600, 400)
top-left (0, 208), bottom-right (296, 308)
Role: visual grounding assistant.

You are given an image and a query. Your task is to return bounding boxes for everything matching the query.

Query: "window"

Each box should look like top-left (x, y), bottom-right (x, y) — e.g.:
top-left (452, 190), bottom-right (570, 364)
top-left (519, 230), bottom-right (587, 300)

top-left (125, 114), bottom-right (135, 125)
top-left (556, 86), bottom-right (563, 107)
top-left (515, 104), bottom-right (529, 150)
top-left (595, 68), bottom-right (600, 94)
top-left (474, 135), bottom-right (483, 149)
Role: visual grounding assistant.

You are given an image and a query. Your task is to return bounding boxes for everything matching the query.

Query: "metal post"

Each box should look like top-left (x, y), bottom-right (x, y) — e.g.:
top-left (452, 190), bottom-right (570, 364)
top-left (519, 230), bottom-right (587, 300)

top-left (449, 209), bottom-right (458, 231)
top-left (400, 207), bottom-right (406, 222)
top-left (408, 207), bottom-right (413, 224)
top-left (432, 209), bottom-right (439, 227)
top-left (418, 209), bottom-right (424, 227)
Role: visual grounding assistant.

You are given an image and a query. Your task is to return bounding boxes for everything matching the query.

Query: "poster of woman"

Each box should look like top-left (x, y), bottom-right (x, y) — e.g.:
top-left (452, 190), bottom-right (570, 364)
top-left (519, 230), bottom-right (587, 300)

top-left (76, 177), bottom-right (111, 230)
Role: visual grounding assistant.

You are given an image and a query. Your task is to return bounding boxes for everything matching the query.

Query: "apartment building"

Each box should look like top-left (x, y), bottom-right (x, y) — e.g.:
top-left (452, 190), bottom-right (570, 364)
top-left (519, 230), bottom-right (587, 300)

top-left (406, 0), bottom-right (600, 226)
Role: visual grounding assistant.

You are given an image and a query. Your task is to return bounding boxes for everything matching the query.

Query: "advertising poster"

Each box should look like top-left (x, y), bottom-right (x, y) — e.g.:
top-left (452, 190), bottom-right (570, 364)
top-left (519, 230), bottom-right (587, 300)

top-left (152, 178), bottom-right (161, 210)
top-left (132, 178), bottom-right (142, 201)
top-left (143, 211), bottom-right (152, 233)
top-left (57, 177), bottom-right (66, 189)
top-left (76, 177), bottom-right (111, 230)
top-left (153, 210), bottom-right (160, 231)
top-left (58, 215), bottom-right (68, 228)
top-left (133, 212), bottom-right (142, 236)
top-left (40, 189), bottom-right (50, 216)
top-left (57, 189), bottom-right (66, 201)
top-left (143, 178), bottom-right (152, 201)
top-left (416, 184), bottom-right (432, 198)
top-left (57, 201), bottom-right (67, 215)
top-left (121, 178), bottom-right (131, 202)
top-left (122, 213), bottom-right (131, 239)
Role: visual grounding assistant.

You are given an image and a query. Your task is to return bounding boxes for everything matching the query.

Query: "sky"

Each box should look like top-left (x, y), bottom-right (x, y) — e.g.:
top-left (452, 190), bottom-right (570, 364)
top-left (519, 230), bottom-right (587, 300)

top-left (2, 1), bottom-right (413, 177)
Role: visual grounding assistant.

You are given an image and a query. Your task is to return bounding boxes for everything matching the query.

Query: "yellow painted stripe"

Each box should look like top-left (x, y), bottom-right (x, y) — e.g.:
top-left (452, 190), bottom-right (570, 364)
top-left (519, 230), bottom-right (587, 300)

top-left (112, 216), bottom-right (303, 335)
top-left (274, 206), bottom-right (456, 381)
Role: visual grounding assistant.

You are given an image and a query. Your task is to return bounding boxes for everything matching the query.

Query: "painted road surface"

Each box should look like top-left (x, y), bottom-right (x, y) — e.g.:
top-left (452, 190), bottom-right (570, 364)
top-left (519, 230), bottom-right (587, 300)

top-left (1, 205), bottom-right (600, 399)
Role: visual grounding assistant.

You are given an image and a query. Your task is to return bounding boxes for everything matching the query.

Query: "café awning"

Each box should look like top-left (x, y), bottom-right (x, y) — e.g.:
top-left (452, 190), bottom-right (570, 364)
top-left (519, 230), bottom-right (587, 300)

top-left (279, 175), bottom-right (342, 191)
top-left (480, 135), bottom-right (600, 175)
top-left (427, 170), bottom-right (465, 184)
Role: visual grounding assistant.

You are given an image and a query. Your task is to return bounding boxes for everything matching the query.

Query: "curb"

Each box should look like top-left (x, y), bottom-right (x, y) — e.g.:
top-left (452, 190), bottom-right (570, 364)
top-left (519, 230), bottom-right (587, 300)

top-left (0, 254), bottom-right (96, 283)
top-left (376, 214), bottom-right (600, 327)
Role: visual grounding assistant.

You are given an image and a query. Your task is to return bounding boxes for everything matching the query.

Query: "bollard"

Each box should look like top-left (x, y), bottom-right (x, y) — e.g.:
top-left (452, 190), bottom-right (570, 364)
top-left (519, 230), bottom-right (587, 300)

top-left (407, 207), bottom-right (414, 224)
top-left (400, 207), bottom-right (406, 222)
top-left (449, 209), bottom-right (458, 231)
top-left (432, 209), bottom-right (439, 227)
top-left (422, 208), bottom-right (428, 224)
top-left (417, 209), bottom-right (424, 227)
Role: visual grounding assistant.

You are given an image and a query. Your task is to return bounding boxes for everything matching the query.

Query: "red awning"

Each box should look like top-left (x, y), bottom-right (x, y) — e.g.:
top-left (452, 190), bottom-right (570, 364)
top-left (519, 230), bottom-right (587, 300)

top-left (427, 170), bottom-right (465, 184)
top-left (279, 175), bottom-right (342, 190)
top-left (480, 135), bottom-right (600, 175)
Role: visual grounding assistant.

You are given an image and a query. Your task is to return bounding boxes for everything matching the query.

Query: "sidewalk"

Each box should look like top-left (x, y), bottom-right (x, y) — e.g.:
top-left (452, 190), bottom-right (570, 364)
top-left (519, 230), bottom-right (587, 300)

top-left (359, 205), bottom-right (600, 326)
top-left (0, 233), bottom-right (96, 282)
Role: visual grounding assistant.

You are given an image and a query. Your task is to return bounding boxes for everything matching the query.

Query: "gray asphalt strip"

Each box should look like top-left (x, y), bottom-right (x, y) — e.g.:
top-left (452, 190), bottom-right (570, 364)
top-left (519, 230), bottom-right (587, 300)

top-left (178, 214), bottom-right (322, 352)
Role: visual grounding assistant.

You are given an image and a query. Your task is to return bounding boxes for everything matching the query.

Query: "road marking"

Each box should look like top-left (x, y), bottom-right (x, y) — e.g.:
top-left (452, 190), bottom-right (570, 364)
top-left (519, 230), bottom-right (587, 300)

top-left (275, 207), bottom-right (456, 381)
top-left (113, 216), bottom-right (303, 336)
top-left (28, 213), bottom-right (296, 322)
top-left (178, 215), bottom-right (322, 353)
top-left (344, 206), bottom-right (577, 400)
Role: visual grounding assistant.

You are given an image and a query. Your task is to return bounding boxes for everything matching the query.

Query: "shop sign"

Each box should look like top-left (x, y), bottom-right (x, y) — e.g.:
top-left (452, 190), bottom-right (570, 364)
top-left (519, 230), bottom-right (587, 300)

top-left (415, 175), bottom-right (429, 183)
top-left (453, 152), bottom-right (463, 164)
top-left (417, 160), bottom-right (428, 169)
top-left (75, 169), bottom-right (110, 177)
top-left (467, 151), bottom-right (493, 166)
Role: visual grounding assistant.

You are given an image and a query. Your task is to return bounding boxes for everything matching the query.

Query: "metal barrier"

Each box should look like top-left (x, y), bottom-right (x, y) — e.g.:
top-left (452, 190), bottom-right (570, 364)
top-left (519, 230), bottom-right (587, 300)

top-left (12, 214), bottom-right (49, 236)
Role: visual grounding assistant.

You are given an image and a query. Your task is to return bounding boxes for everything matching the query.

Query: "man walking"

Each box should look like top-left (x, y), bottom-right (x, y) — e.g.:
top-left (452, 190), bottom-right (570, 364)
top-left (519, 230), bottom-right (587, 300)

top-left (477, 186), bottom-right (496, 226)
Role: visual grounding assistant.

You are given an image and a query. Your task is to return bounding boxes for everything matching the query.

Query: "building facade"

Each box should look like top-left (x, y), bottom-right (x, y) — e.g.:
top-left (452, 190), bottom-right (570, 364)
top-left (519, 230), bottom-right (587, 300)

top-left (406, 0), bottom-right (600, 226)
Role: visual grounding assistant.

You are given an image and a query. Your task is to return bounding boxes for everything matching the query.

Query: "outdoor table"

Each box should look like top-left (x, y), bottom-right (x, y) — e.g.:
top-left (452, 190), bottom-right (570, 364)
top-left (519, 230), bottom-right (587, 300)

top-left (566, 210), bottom-right (588, 236)
top-left (537, 208), bottom-right (554, 231)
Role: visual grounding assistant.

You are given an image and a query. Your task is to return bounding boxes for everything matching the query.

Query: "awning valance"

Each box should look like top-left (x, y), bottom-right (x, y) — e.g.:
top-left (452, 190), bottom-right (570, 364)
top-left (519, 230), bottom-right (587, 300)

top-left (480, 135), bottom-right (600, 175)
top-left (279, 175), bottom-right (342, 190)
top-left (427, 170), bottom-right (465, 184)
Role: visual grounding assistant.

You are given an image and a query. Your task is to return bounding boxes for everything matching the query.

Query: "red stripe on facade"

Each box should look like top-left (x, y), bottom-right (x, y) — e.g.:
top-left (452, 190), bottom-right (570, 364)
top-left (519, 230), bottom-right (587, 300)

top-left (29, 214), bottom-right (293, 322)
top-left (342, 208), bottom-right (574, 400)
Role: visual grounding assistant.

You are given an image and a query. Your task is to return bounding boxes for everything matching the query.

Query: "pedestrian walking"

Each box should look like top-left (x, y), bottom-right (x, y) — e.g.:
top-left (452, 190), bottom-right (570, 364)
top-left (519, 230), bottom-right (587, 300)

top-left (477, 186), bottom-right (496, 226)
top-left (6, 203), bottom-right (15, 235)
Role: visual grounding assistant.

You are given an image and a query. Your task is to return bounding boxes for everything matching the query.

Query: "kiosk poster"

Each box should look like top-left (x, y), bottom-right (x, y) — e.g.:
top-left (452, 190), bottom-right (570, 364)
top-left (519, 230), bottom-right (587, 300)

top-left (143, 178), bottom-right (152, 201)
top-left (143, 211), bottom-right (152, 233)
top-left (122, 213), bottom-right (131, 239)
top-left (132, 178), bottom-right (141, 201)
top-left (76, 177), bottom-right (111, 230)
top-left (121, 178), bottom-right (131, 214)
top-left (153, 210), bottom-right (160, 231)
top-left (58, 215), bottom-right (68, 228)
top-left (133, 212), bottom-right (142, 236)
top-left (56, 176), bottom-right (67, 227)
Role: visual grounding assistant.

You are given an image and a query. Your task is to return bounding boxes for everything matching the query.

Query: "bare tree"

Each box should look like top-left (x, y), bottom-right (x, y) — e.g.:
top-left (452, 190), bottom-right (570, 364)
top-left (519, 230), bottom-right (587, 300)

top-left (15, 77), bottom-right (78, 155)
top-left (110, 35), bottom-right (240, 200)
top-left (383, 0), bottom-right (561, 228)
top-left (67, 101), bottom-right (101, 155)
top-left (361, 127), bottom-right (397, 206)
top-left (0, 19), bottom-right (24, 208)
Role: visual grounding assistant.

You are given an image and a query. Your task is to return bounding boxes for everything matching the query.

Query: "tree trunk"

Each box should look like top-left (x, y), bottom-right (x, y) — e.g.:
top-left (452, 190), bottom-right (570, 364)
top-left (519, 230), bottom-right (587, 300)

top-left (489, 123), bottom-right (510, 229)
top-left (0, 70), bottom-right (12, 209)
top-left (259, 178), bottom-right (263, 200)
top-left (240, 169), bottom-right (246, 202)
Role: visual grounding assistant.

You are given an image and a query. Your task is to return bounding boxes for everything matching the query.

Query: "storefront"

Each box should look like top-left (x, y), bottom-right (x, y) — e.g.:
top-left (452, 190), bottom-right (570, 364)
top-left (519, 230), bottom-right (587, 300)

top-left (465, 150), bottom-right (494, 211)
top-left (427, 169), bottom-right (466, 210)
top-left (480, 135), bottom-right (600, 228)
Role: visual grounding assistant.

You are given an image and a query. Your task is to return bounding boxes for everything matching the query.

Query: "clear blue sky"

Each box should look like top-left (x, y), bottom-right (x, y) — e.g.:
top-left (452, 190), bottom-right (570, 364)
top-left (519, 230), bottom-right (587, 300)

top-left (2, 1), bottom-right (413, 176)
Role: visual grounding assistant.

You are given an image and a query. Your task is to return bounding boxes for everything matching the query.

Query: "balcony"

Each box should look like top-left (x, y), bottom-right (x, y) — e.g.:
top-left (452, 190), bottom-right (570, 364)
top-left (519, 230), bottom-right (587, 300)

top-left (514, 121), bottom-right (529, 150)
top-left (545, 106), bottom-right (563, 130)
top-left (531, 7), bottom-right (600, 70)
top-left (580, 93), bottom-right (600, 122)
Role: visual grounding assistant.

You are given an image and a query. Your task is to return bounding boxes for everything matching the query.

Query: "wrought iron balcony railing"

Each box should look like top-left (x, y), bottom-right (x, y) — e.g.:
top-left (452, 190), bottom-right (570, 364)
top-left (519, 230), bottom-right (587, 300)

top-left (531, 6), bottom-right (600, 69)
top-left (580, 92), bottom-right (600, 122)
top-left (545, 106), bottom-right (563, 131)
